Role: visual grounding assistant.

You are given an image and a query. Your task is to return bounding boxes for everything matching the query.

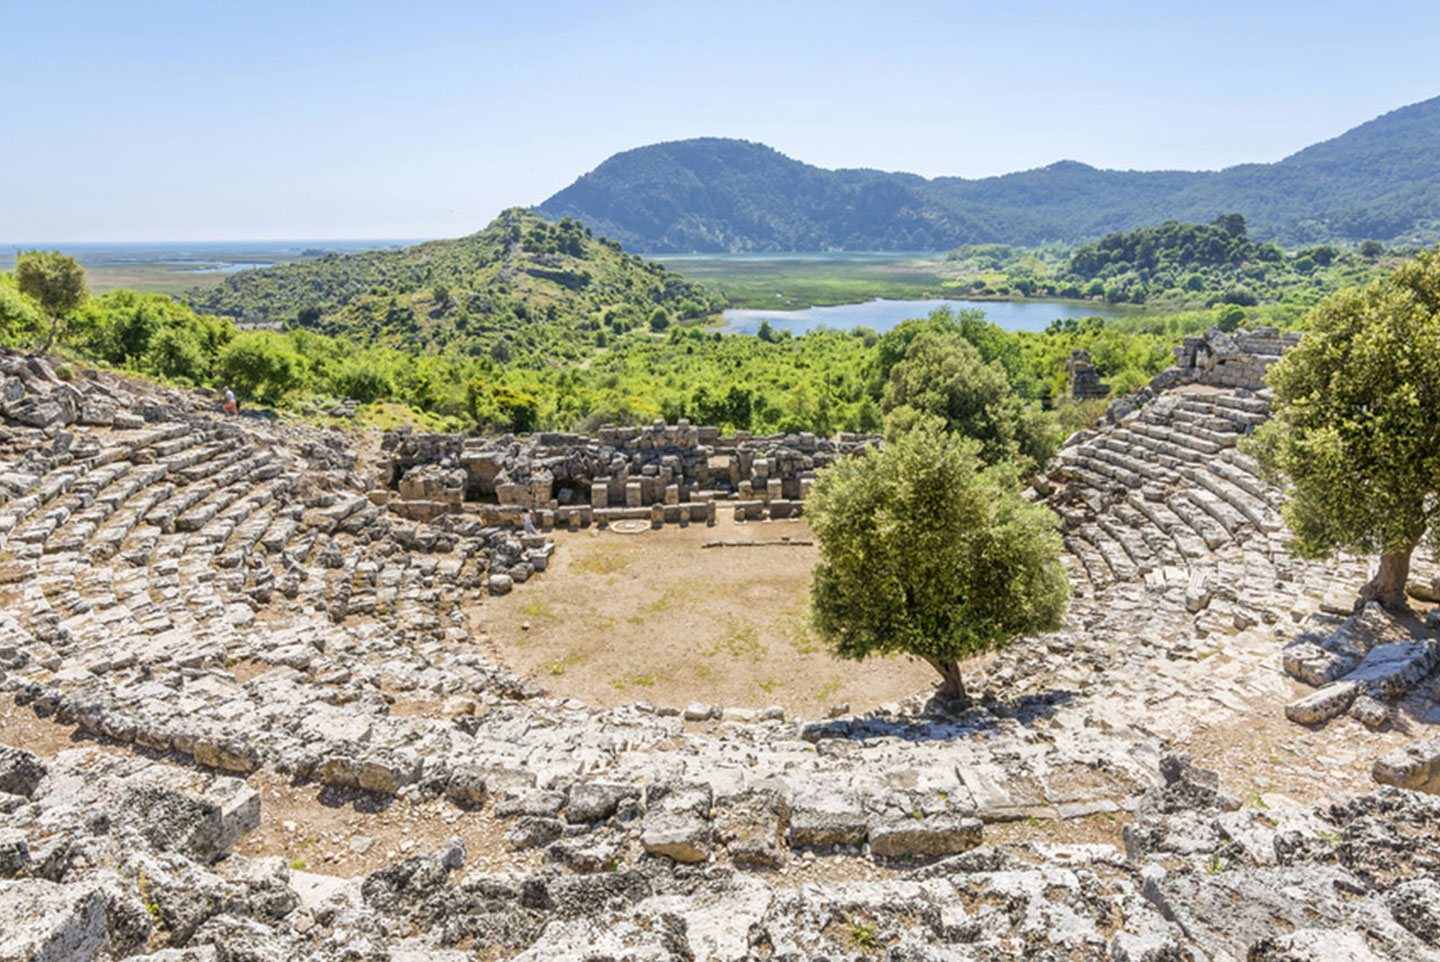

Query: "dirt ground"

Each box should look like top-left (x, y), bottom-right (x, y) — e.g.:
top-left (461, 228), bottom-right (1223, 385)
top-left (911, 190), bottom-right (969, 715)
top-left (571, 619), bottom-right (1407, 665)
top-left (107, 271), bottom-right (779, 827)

top-left (475, 514), bottom-right (939, 715)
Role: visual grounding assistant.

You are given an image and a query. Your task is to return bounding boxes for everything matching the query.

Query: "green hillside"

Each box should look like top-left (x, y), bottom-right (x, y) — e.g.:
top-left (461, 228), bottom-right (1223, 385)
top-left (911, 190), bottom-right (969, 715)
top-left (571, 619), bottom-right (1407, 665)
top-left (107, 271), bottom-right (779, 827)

top-left (536, 95), bottom-right (1440, 251)
top-left (186, 208), bottom-right (723, 357)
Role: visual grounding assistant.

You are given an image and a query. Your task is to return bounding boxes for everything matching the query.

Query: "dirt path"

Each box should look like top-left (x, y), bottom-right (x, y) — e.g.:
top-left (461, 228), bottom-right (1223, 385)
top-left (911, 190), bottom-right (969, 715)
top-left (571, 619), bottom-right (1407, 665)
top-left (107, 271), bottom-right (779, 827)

top-left (475, 514), bottom-right (938, 715)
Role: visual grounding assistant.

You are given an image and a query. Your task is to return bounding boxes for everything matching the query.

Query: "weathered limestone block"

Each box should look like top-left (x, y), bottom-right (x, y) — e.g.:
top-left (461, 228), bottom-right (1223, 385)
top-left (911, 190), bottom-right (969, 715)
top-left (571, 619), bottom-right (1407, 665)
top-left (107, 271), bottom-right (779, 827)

top-left (459, 446), bottom-right (506, 496)
top-left (495, 789), bottom-right (565, 818)
top-left (768, 499), bottom-right (801, 520)
top-left (1373, 737), bottom-right (1440, 793)
top-left (868, 812), bottom-right (983, 858)
top-left (495, 482), bottom-right (527, 506)
top-left (444, 766), bottom-right (487, 807)
top-left (641, 782), bottom-right (712, 863)
top-left (1283, 641), bottom-right (1360, 688)
top-left (625, 480), bottom-right (643, 508)
top-left (113, 773), bottom-right (260, 861)
top-left (1284, 681), bottom-right (1357, 725)
top-left (565, 782), bottom-right (641, 823)
top-left (788, 792), bottom-right (868, 848)
top-left (1343, 639), bottom-right (1440, 698)
top-left (0, 880), bottom-right (111, 962)
top-left (714, 788), bottom-right (790, 867)
top-left (0, 744), bottom-right (47, 797)
top-left (192, 738), bottom-right (260, 774)
top-left (0, 829), bottom-right (31, 878)
top-left (504, 816), bottom-right (564, 850)
top-left (78, 401), bottom-right (116, 426)
top-left (1407, 578), bottom-right (1440, 603)
top-left (1349, 693), bottom-right (1391, 729)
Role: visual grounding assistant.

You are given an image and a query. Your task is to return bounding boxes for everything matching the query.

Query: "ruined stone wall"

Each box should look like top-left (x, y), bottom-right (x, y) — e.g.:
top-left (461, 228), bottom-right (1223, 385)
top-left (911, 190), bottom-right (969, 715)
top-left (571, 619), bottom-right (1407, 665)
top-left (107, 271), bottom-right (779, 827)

top-left (380, 419), bottom-right (882, 527)
top-left (1166, 325), bottom-right (1301, 391)
top-left (1104, 326), bottom-right (1301, 424)
top-left (1066, 348), bottom-right (1111, 399)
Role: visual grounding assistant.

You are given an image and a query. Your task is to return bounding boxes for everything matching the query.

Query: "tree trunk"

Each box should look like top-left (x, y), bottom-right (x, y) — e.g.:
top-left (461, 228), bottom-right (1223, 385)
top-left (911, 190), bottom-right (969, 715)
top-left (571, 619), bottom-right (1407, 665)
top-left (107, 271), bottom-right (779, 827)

top-left (925, 658), bottom-right (968, 705)
top-left (40, 315), bottom-right (58, 354)
top-left (1358, 536), bottom-right (1421, 611)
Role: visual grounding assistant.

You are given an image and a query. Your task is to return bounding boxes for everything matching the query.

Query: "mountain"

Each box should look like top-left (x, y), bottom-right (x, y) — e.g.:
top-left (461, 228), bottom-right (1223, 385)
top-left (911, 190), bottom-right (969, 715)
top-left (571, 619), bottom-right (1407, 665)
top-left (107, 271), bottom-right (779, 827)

top-left (535, 96), bottom-right (1440, 251)
top-left (532, 138), bottom-right (988, 252)
top-left (186, 208), bottom-right (722, 355)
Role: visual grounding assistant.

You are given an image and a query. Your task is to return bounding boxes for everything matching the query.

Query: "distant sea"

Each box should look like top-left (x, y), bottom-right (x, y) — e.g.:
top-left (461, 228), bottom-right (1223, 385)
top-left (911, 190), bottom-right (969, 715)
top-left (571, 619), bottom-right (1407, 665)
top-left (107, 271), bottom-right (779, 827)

top-left (0, 240), bottom-right (421, 273)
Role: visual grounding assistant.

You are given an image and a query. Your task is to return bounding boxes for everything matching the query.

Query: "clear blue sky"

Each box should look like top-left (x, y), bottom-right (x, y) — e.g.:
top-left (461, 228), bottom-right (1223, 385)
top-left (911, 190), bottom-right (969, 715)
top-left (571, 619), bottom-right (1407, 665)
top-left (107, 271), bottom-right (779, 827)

top-left (6, 0), bottom-right (1439, 242)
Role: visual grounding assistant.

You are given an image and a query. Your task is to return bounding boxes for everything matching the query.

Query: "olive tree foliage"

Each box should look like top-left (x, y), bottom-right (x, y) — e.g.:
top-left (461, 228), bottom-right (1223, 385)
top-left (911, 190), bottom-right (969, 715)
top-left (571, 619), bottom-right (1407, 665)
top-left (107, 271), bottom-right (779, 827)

top-left (882, 331), bottom-right (1058, 475)
top-left (14, 251), bottom-right (87, 352)
top-left (1245, 248), bottom-right (1440, 610)
top-left (218, 331), bottom-right (304, 404)
top-left (807, 425), bottom-right (1069, 702)
top-left (0, 273), bottom-right (46, 347)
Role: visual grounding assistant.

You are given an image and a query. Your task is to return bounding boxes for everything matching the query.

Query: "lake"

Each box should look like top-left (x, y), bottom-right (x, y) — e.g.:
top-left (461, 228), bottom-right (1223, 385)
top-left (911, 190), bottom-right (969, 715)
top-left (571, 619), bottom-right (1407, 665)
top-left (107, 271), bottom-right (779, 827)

top-left (174, 260), bottom-right (276, 273)
top-left (720, 297), bottom-right (1127, 336)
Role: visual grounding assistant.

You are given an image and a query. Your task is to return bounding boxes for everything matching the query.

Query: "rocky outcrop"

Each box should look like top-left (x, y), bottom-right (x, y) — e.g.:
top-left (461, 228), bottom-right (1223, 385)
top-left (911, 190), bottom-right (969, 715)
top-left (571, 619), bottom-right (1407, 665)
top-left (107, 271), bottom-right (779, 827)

top-left (7, 741), bottom-right (1438, 962)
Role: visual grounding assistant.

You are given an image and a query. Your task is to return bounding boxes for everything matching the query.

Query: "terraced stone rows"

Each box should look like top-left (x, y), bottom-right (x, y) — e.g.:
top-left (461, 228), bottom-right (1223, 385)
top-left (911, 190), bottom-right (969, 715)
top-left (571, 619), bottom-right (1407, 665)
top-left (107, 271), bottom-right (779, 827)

top-left (1051, 387), bottom-right (1295, 606)
top-left (2, 348), bottom-right (1433, 933)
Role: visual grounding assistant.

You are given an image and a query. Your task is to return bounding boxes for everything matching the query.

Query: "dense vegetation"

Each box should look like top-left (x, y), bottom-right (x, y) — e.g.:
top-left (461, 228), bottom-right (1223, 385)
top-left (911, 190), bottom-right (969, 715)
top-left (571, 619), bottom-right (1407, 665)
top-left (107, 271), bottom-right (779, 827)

top-left (4, 211), bottom-right (1416, 455)
top-left (0, 266), bottom-right (1204, 440)
top-left (537, 95), bottom-right (1440, 251)
top-left (937, 216), bottom-right (1388, 313)
top-left (187, 208), bottom-right (724, 356)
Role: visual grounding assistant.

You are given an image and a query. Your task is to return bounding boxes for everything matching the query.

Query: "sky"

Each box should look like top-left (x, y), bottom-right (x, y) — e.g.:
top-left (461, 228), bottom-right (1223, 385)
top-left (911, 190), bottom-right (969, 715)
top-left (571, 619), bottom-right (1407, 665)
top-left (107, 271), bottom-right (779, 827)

top-left (5, 0), bottom-right (1440, 242)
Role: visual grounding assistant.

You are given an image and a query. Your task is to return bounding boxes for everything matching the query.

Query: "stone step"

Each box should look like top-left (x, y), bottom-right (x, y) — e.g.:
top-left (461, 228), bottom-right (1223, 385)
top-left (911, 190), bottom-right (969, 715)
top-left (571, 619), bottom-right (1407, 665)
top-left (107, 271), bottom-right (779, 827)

top-left (1182, 484), bottom-right (1249, 537)
top-left (1080, 524), bottom-right (1141, 581)
top-left (1166, 493), bottom-right (1231, 551)
top-left (1090, 443), bottom-right (1175, 485)
top-left (1127, 419), bottom-right (1226, 458)
top-left (1208, 391), bottom-right (1270, 417)
top-left (1126, 493), bottom-right (1211, 561)
top-left (1185, 468), bottom-right (1278, 533)
top-left (1096, 516), bottom-right (1157, 573)
top-left (1061, 447), bottom-right (1144, 489)
top-left (1112, 503), bottom-right (1185, 566)
top-left (1065, 534), bottom-right (1114, 588)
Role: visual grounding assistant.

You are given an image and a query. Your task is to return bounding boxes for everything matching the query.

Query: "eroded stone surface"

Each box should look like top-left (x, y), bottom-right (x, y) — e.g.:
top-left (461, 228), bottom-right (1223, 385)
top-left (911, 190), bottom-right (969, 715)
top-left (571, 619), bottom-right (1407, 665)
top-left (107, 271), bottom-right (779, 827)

top-left (1, 343), bottom-right (1438, 959)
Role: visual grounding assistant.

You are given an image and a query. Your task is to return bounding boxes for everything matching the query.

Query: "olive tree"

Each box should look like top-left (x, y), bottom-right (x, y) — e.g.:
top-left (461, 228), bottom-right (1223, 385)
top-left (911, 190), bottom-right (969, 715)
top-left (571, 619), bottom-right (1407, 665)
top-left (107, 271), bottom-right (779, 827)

top-left (14, 250), bottom-right (87, 352)
top-left (1246, 249), bottom-right (1440, 610)
top-left (807, 425), bottom-right (1069, 702)
top-left (882, 330), bottom-right (1058, 475)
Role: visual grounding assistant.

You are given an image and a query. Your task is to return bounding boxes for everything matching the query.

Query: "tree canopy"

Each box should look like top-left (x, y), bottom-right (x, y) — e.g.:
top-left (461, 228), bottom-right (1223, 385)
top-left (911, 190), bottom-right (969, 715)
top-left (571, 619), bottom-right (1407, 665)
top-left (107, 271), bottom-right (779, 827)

top-left (806, 425), bottom-right (1069, 701)
top-left (14, 250), bottom-right (87, 351)
top-left (881, 329), bottom-right (1057, 475)
top-left (1247, 248), bottom-right (1440, 608)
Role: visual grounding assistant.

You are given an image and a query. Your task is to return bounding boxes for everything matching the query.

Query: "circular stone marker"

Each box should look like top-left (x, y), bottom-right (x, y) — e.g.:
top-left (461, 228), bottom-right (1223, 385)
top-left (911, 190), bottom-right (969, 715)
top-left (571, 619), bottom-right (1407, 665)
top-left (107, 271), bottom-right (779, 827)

top-left (609, 518), bottom-right (651, 534)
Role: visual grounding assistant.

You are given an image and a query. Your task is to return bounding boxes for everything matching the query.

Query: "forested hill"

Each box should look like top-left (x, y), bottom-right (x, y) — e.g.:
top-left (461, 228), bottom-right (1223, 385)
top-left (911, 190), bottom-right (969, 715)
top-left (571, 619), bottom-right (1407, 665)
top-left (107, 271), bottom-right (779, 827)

top-left (535, 95), bottom-right (1440, 251)
top-left (533, 138), bottom-right (992, 252)
top-left (186, 208), bottom-right (722, 355)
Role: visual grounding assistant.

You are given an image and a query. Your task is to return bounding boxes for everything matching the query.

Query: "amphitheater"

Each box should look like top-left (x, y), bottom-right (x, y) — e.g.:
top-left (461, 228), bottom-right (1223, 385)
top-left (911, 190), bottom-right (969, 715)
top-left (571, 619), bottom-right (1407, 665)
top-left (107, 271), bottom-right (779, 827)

top-left (2, 326), bottom-right (1439, 961)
